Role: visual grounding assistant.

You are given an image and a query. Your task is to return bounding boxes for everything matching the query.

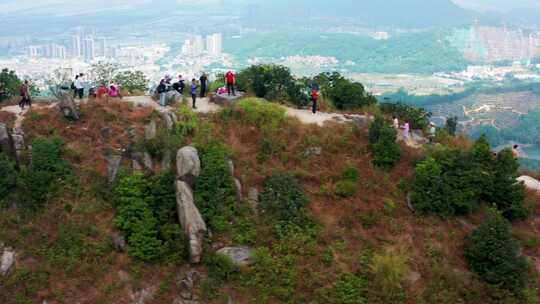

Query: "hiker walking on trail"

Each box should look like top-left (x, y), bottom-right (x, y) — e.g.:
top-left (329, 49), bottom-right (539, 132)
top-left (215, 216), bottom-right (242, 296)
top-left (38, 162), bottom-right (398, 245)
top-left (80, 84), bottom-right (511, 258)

top-left (18, 80), bottom-right (31, 109)
top-left (157, 79), bottom-right (167, 107)
top-left (311, 88), bottom-right (319, 114)
top-left (191, 79), bottom-right (198, 109)
top-left (225, 71), bottom-right (236, 96)
top-left (199, 73), bottom-right (208, 98)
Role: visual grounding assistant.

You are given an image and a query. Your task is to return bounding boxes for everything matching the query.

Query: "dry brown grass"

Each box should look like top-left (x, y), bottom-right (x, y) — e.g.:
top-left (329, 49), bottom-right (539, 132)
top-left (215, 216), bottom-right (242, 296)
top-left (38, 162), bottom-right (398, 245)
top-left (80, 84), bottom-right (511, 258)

top-left (0, 110), bottom-right (16, 129)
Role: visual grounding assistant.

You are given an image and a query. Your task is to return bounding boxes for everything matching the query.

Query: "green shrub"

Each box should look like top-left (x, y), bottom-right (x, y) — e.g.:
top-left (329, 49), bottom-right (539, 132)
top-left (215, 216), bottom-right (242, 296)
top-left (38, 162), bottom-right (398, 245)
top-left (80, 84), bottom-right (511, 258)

top-left (341, 167), bottom-right (359, 182)
top-left (236, 64), bottom-right (308, 107)
top-left (204, 252), bottom-right (239, 283)
top-left (0, 152), bottom-right (17, 206)
top-left (411, 137), bottom-right (528, 220)
top-left (316, 273), bottom-right (368, 304)
top-left (445, 116), bottom-right (458, 136)
top-left (335, 180), bottom-right (357, 198)
top-left (370, 251), bottom-right (409, 302)
top-left (464, 210), bottom-right (528, 293)
top-left (175, 104), bottom-right (199, 137)
top-left (236, 98), bottom-right (286, 131)
top-left (113, 172), bottom-right (184, 262)
top-left (260, 173), bottom-right (309, 233)
top-left (368, 115), bottom-right (385, 146)
top-left (194, 142), bottom-right (236, 232)
top-left (371, 123), bottom-right (400, 168)
top-left (17, 137), bottom-right (68, 211)
top-left (380, 101), bottom-right (432, 130)
top-left (112, 70), bottom-right (148, 94)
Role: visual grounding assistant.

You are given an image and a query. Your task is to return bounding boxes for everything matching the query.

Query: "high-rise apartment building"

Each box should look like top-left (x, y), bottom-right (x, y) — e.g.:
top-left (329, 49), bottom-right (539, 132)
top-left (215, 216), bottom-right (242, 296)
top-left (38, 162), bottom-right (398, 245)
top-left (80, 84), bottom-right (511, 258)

top-left (83, 38), bottom-right (95, 62)
top-left (206, 33), bottom-right (223, 56)
top-left (71, 35), bottom-right (81, 58)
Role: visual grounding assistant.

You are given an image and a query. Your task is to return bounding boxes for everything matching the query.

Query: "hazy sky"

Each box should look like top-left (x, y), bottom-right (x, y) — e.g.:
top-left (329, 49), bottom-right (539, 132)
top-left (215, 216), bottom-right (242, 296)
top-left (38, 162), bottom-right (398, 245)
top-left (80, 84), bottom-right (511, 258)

top-left (1, 0), bottom-right (539, 13)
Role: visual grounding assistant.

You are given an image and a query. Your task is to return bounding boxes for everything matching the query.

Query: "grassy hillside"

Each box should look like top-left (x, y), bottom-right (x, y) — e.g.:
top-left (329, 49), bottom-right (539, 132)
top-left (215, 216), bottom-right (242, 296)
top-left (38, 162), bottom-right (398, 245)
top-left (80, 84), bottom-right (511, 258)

top-left (1, 98), bottom-right (539, 304)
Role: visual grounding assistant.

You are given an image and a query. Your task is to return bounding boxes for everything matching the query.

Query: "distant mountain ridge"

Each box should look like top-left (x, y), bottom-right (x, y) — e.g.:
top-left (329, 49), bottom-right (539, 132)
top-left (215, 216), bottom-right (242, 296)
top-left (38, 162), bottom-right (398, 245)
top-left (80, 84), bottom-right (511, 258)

top-left (246, 0), bottom-right (478, 28)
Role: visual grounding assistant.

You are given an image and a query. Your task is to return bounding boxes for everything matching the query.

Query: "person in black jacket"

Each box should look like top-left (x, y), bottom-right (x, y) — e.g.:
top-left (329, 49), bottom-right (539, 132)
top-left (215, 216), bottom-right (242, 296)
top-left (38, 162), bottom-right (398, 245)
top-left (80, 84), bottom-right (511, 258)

top-left (199, 73), bottom-right (208, 98)
top-left (157, 79), bottom-right (167, 106)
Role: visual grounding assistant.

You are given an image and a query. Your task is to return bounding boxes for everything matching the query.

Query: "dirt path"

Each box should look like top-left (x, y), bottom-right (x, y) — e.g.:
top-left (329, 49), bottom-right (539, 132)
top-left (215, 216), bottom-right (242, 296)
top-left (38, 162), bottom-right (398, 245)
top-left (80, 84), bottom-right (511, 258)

top-left (0, 104), bottom-right (54, 130)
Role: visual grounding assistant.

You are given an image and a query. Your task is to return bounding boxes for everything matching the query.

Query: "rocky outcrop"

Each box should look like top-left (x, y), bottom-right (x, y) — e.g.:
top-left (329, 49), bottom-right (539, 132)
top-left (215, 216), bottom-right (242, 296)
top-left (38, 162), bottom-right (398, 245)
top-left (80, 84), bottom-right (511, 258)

top-left (161, 110), bottom-right (178, 131)
top-left (248, 187), bottom-right (259, 211)
top-left (234, 178), bottom-right (242, 203)
top-left (144, 120), bottom-right (157, 141)
top-left (517, 176), bottom-right (540, 192)
top-left (111, 232), bottom-right (127, 252)
top-left (104, 149), bottom-right (123, 184)
top-left (216, 246), bottom-right (252, 266)
top-left (0, 123), bottom-right (15, 160)
top-left (1, 247), bottom-right (16, 276)
top-left (176, 146), bottom-right (201, 187)
top-left (161, 150), bottom-right (172, 171)
top-left (175, 181), bottom-right (207, 264)
top-left (210, 92), bottom-right (245, 106)
top-left (56, 92), bottom-right (80, 120)
top-left (176, 270), bottom-right (202, 304)
top-left (130, 285), bottom-right (157, 304)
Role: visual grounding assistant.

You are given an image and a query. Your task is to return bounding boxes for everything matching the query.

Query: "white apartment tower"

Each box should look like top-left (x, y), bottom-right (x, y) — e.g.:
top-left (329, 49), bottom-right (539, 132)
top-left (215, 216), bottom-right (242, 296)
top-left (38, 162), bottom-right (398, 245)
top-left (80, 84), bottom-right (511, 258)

top-left (98, 37), bottom-right (107, 57)
top-left (83, 38), bottom-right (95, 62)
top-left (71, 35), bottom-right (81, 58)
top-left (206, 33), bottom-right (223, 56)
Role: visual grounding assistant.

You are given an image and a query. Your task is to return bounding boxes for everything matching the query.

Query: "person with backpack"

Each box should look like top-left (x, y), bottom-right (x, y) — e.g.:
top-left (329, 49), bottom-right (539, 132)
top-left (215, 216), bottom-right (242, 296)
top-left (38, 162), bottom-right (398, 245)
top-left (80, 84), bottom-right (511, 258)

top-left (157, 79), bottom-right (167, 106)
top-left (18, 80), bottom-right (31, 110)
top-left (310, 88), bottom-right (319, 114)
top-left (72, 75), bottom-right (79, 98)
top-left (225, 71), bottom-right (236, 96)
top-left (191, 79), bottom-right (198, 109)
top-left (173, 75), bottom-right (185, 95)
top-left (199, 73), bottom-right (208, 98)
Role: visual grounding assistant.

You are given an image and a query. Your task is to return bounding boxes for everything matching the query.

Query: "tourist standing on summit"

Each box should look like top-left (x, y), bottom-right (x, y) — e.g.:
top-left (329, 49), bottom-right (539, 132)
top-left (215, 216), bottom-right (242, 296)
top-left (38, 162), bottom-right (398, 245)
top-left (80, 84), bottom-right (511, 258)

top-left (18, 80), bottom-right (31, 110)
top-left (199, 73), bottom-right (208, 98)
top-left (225, 71), bottom-right (236, 96)
top-left (75, 73), bottom-right (85, 99)
top-left (311, 88), bottom-right (319, 114)
top-left (191, 79), bottom-right (198, 109)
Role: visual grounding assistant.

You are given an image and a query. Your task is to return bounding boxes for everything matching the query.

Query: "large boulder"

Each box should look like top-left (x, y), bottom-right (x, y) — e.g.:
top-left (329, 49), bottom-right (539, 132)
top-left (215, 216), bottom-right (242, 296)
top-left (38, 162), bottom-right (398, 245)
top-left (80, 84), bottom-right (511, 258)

top-left (176, 146), bottom-right (201, 187)
top-left (216, 246), bottom-right (252, 266)
top-left (161, 110), bottom-right (178, 131)
top-left (175, 181), bottom-right (207, 264)
top-left (518, 176), bottom-right (540, 192)
top-left (104, 150), bottom-right (123, 184)
top-left (0, 123), bottom-right (15, 160)
top-left (210, 92), bottom-right (245, 106)
top-left (1, 247), bottom-right (16, 276)
top-left (56, 92), bottom-right (80, 120)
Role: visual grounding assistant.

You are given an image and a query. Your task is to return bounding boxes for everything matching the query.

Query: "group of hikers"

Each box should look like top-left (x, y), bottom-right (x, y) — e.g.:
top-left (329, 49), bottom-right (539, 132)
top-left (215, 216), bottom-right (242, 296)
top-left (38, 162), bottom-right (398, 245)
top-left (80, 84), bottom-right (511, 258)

top-left (156, 70), bottom-right (237, 109)
top-left (71, 73), bottom-right (121, 100)
top-left (393, 116), bottom-right (437, 144)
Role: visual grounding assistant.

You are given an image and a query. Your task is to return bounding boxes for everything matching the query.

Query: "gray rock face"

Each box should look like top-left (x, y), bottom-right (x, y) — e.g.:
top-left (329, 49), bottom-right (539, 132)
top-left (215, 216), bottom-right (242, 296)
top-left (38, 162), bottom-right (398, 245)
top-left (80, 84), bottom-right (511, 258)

top-left (132, 152), bottom-right (153, 172)
top-left (234, 178), bottom-right (242, 202)
top-left (248, 187), bottom-right (259, 210)
top-left (143, 152), bottom-right (154, 172)
top-left (161, 150), bottom-right (172, 172)
top-left (11, 129), bottom-right (25, 164)
top-left (176, 146), bottom-right (201, 187)
top-left (304, 147), bottom-right (322, 157)
top-left (227, 158), bottom-right (235, 176)
top-left (210, 91), bottom-right (245, 106)
top-left (56, 93), bottom-right (80, 120)
top-left (105, 151), bottom-right (123, 184)
top-left (111, 233), bottom-right (127, 252)
top-left (175, 181), bottom-right (207, 264)
top-left (161, 111), bottom-right (178, 131)
top-left (0, 123), bottom-right (15, 160)
top-left (176, 270), bottom-right (201, 303)
top-left (216, 246), bottom-right (252, 266)
top-left (130, 286), bottom-right (157, 304)
top-left (145, 120), bottom-right (157, 141)
top-left (1, 247), bottom-right (16, 276)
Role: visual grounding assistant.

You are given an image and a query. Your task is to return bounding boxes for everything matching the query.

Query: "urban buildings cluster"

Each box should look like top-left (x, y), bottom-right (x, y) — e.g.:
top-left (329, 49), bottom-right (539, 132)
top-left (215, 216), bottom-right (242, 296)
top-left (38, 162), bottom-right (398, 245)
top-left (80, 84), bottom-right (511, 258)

top-left (28, 34), bottom-right (107, 62)
top-left (182, 33), bottom-right (222, 56)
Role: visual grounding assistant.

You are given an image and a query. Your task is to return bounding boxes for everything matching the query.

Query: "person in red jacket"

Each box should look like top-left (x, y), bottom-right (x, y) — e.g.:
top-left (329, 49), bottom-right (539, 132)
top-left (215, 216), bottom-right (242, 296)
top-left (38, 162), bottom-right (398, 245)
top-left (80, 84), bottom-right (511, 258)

top-left (311, 88), bottom-right (319, 114)
top-left (225, 71), bottom-right (236, 96)
top-left (18, 80), bottom-right (31, 109)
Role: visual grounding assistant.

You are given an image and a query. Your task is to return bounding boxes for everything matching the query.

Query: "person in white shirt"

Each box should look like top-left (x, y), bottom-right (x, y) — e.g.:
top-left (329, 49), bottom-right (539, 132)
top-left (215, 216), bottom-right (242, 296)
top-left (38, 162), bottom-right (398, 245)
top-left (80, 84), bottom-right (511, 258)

top-left (402, 121), bottom-right (410, 142)
top-left (74, 73), bottom-right (84, 99)
top-left (428, 122), bottom-right (436, 144)
top-left (393, 117), bottom-right (399, 129)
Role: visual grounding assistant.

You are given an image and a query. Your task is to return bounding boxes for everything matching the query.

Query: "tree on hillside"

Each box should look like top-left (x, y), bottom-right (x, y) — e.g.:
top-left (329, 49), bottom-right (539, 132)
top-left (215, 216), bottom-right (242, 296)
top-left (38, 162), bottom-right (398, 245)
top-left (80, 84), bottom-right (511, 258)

top-left (91, 62), bottom-right (119, 85)
top-left (113, 71), bottom-right (148, 95)
top-left (0, 68), bottom-right (22, 102)
top-left (379, 101), bottom-right (432, 130)
top-left (445, 116), bottom-right (458, 136)
top-left (368, 117), bottom-right (400, 168)
top-left (490, 149), bottom-right (528, 221)
top-left (315, 72), bottom-right (376, 110)
top-left (464, 209), bottom-right (528, 293)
